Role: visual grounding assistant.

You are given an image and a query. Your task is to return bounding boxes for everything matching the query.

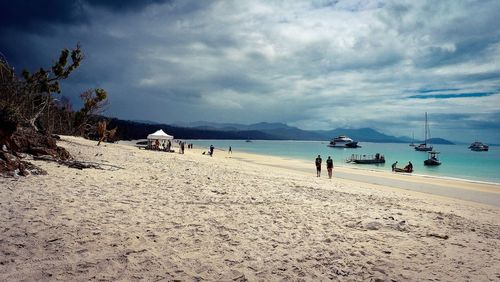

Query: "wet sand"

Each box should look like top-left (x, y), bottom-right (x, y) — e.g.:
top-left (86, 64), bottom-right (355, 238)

top-left (225, 150), bottom-right (500, 207)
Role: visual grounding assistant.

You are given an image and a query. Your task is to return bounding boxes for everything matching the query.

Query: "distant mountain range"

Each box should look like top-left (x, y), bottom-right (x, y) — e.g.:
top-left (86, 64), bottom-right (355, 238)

top-left (167, 121), bottom-right (454, 144)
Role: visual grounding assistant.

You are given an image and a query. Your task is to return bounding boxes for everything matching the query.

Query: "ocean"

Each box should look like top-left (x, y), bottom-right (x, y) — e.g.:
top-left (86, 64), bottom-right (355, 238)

top-left (188, 140), bottom-right (500, 184)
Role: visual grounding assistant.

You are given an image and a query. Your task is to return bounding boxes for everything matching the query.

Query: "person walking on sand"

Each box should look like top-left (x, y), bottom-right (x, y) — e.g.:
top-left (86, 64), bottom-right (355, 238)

top-left (315, 155), bottom-right (322, 177)
top-left (391, 161), bottom-right (398, 171)
top-left (326, 156), bottom-right (334, 179)
top-left (210, 145), bottom-right (214, 157)
top-left (228, 146), bottom-right (232, 154)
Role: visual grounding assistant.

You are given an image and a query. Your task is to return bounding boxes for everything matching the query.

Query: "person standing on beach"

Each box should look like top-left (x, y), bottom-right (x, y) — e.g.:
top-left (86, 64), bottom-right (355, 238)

top-left (326, 156), bottom-right (334, 179)
top-left (315, 155), bottom-right (322, 177)
top-left (229, 146), bottom-right (232, 154)
top-left (210, 145), bottom-right (214, 157)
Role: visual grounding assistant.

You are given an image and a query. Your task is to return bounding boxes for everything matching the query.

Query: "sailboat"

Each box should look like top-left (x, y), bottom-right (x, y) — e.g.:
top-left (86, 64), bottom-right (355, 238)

top-left (409, 132), bottom-right (416, 147)
top-left (414, 112), bottom-right (433, 152)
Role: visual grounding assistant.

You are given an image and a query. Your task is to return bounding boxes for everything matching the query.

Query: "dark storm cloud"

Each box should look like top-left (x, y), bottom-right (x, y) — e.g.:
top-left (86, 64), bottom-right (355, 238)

top-left (416, 88), bottom-right (461, 94)
top-left (0, 0), bottom-right (173, 68)
top-left (85, 0), bottom-right (172, 12)
top-left (409, 92), bottom-right (498, 99)
top-left (0, 0), bottom-right (172, 31)
top-left (0, 1), bottom-right (86, 30)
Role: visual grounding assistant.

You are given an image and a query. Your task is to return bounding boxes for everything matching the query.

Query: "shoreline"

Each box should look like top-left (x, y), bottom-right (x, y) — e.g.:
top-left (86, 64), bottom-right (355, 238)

top-left (190, 147), bottom-right (500, 207)
top-left (120, 139), bottom-right (500, 192)
top-left (185, 139), bottom-right (500, 184)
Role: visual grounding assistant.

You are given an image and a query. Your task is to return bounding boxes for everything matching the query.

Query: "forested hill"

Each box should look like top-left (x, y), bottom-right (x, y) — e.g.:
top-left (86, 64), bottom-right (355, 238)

top-left (107, 118), bottom-right (281, 140)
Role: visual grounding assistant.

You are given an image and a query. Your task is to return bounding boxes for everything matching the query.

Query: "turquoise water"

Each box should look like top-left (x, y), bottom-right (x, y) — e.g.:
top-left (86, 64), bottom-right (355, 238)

top-left (188, 140), bottom-right (500, 184)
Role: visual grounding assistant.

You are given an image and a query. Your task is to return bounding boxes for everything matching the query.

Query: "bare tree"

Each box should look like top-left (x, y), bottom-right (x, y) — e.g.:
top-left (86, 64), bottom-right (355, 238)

top-left (96, 120), bottom-right (117, 146)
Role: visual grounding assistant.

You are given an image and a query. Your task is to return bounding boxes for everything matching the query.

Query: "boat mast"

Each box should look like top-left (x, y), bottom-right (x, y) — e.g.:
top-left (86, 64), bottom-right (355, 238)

top-left (427, 112), bottom-right (431, 146)
top-left (424, 112), bottom-right (428, 146)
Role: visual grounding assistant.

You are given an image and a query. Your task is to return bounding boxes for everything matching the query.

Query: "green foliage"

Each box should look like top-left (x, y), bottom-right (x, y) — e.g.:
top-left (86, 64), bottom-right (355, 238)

top-left (0, 44), bottom-right (111, 139)
top-left (22, 46), bottom-right (83, 96)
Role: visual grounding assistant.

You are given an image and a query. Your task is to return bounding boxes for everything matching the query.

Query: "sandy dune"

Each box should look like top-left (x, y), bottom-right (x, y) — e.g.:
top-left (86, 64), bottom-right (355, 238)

top-left (1, 136), bottom-right (499, 281)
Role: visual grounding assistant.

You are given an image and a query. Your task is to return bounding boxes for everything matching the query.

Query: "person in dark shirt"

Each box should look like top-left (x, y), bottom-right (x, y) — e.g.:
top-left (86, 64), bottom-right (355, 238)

top-left (315, 155), bottom-right (322, 177)
top-left (391, 161), bottom-right (398, 171)
top-left (326, 156), bottom-right (334, 179)
top-left (404, 161), bottom-right (413, 172)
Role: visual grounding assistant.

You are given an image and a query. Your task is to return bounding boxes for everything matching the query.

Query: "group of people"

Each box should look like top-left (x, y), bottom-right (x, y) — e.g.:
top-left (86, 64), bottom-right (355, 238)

top-left (391, 161), bottom-right (413, 172)
top-left (177, 141), bottom-right (194, 154)
top-left (317, 155), bottom-right (415, 176)
top-left (153, 139), bottom-right (172, 152)
top-left (315, 155), bottom-right (334, 179)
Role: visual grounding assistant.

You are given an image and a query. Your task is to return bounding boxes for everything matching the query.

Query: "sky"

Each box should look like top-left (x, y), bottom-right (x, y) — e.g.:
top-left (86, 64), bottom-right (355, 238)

top-left (1, 0), bottom-right (499, 142)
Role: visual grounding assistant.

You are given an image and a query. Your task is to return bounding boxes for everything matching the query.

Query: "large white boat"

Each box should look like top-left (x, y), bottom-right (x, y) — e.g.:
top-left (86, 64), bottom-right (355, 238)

top-left (328, 135), bottom-right (359, 148)
top-left (469, 141), bottom-right (489, 151)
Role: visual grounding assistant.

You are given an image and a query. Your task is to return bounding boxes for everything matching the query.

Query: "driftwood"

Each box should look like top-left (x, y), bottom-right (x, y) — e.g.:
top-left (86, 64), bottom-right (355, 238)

top-left (0, 118), bottom-right (71, 176)
top-left (426, 233), bottom-right (449, 240)
top-left (79, 161), bottom-right (124, 171)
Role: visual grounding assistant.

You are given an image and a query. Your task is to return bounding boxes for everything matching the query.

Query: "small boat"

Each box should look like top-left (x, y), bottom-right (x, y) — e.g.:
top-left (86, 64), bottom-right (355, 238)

top-left (409, 132), bottom-right (416, 147)
top-left (424, 151), bottom-right (441, 166)
top-left (415, 143), bottom-right (433, 151)
top-left (415, 112), bottom-right (433, 152)
top-left (469, 141), bottom-right (488, 151)
top-left (347, 153), bottom-right (385, 164)
top-left (328, 135), bottom-right (359, 148)
top-left (394, 167), bottom-right (413, 173)
top-left (245, 140), bottom-right (252, 143)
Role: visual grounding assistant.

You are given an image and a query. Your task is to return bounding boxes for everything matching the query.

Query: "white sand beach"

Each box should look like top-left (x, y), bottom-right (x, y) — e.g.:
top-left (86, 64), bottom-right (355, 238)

top-left (1, 136), bottom-right (499, 281)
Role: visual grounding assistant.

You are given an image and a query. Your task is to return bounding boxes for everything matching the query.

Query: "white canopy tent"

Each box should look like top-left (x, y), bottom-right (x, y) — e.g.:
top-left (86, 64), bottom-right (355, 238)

top-left (147, 129), bottom-right (173, 140)
top-left (146, 129), bottom-right (174, 150)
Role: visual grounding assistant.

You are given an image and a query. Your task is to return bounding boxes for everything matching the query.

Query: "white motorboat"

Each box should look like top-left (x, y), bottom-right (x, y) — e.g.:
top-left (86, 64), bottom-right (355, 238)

top-left (469, 141), bottom-right (489, 151)
top-left (328, 135), bottom-right (359, 148)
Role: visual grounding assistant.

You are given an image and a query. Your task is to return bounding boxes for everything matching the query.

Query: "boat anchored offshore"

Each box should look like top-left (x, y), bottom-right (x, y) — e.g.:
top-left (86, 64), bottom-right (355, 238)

top-left (469, 141), bottom-right (489, 151)
top-left (424, 151), bottom-right (441, 166)
top-left (409, 132), bottom-right (416, 147)
top-left (415, 112), bottom-right (433, 151)
top-left (328, 135), bottom-right (359, 148)
top-left (347, 153), bottom-right (385, 164)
